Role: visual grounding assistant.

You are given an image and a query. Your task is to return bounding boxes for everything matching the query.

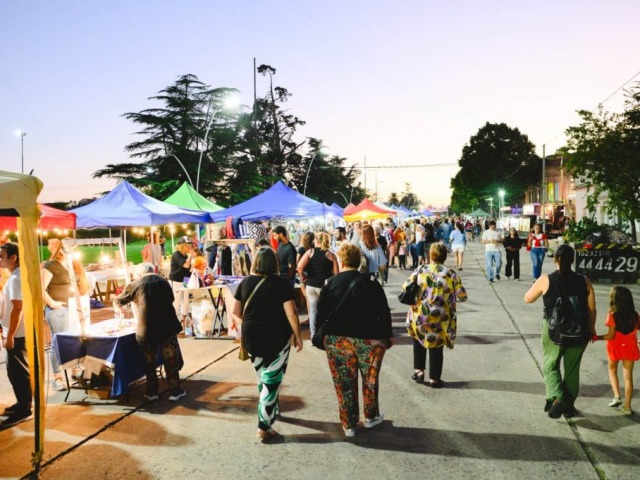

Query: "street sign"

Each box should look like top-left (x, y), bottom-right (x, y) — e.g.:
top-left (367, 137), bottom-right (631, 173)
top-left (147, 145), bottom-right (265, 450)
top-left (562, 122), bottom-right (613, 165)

top-left (575, 243), bottom-right (639, 284)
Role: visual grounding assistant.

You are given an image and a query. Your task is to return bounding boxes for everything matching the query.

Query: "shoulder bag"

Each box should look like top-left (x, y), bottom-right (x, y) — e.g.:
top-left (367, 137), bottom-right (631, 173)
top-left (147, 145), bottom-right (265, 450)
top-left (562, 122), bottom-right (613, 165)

top-left (238, 277), bottom-right (266, 361)
top-left (398, 265), bottom-right (425, 305)
top-left (312, 275), bottom-right (362, 350)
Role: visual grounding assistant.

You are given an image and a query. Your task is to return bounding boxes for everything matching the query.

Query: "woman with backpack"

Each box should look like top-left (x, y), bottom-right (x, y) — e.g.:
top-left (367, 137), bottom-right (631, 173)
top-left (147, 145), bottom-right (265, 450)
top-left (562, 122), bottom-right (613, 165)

top-left (524, 244), bottom-right (597, 419)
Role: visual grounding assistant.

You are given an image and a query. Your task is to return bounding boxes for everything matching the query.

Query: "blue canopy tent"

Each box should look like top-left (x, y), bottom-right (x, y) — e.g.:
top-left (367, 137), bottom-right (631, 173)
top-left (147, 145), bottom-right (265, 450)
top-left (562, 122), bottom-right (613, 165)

top-left (71, 181), bottom-right (211, 228)
top-left (330, 203), bottom-right (344, 217)
top-left (210, 180), bottom-right (329, 222)
top-left (421, 209), bottom-right (433, 216)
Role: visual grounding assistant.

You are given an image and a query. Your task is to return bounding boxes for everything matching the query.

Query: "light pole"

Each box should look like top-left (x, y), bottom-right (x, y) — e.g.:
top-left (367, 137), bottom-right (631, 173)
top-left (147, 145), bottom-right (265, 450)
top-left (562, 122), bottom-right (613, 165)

top-left (303, 149), bottom-right (325, 196)
top-left (17, 130), bottom-right (26, 173)
top-left (196, 94), bottom-right (241, 192)
top-left (498, 189), bottom-right (505, 220)
top-left (334, 191), bottom-right (348, 204)
top-left (169, 154), bottom-right (194, 188)
top-left (485, 197), bottom-right (494, 217)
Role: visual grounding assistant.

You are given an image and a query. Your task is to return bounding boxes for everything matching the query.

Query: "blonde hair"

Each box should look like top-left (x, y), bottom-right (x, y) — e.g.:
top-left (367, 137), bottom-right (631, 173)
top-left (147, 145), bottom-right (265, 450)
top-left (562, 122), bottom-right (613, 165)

top-left (315, 232), bottom-right (331, 251)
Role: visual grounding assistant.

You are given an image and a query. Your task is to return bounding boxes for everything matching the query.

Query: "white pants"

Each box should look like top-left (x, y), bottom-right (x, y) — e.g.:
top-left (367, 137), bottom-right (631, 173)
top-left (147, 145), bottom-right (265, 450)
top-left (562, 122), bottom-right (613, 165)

top-left (171, 280), bottom-right (190, 318)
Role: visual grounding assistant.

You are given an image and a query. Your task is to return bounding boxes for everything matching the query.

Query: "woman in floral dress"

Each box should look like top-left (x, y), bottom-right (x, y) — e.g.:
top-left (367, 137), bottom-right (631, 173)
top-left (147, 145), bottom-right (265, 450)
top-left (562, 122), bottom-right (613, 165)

top-left (403, 243), bottom-right (468, 387)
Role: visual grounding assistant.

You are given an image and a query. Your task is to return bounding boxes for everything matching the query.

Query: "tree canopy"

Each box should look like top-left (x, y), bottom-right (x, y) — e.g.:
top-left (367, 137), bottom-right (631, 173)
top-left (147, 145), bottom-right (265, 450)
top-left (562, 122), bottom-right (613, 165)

top-left (450, 122), bottom-right (540, 214)
top-left (94, 68), bottom-right (362, 207)
top-left (561, 84), bottom-right (640, 240)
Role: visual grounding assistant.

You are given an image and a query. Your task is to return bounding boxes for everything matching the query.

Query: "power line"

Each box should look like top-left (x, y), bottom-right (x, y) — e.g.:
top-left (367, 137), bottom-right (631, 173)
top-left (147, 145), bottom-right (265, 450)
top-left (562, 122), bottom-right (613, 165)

top-left (358, 163), bottom-right (458, 169)
top-left (597, 69), bottom-right (640, 107)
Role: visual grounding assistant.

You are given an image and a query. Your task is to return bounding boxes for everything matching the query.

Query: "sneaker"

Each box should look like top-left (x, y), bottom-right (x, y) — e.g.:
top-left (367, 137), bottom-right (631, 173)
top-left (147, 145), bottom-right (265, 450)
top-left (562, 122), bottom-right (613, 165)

top-left (514, 279), bottom-right (520, 282)
top-left (496, 275), bottom-right (501, 280)
top-left (621, 407), bottom-right (633, 416)
top-left (0, 412), bottom-right (33, 429)
top-left (52, 378), bottom-right (67, 392)
top-left (169, 389), bottom-right (186, 401)
top-left (343, 427), bottom-right (356, 437)
top-left (144, 391), bottom-right (159, 401)
top-left (364, 413), bottom-right (384, 429)
top-left (609, 397), bottom-right (622, 407)
top-left (489, 279), bottom-right (494, 283)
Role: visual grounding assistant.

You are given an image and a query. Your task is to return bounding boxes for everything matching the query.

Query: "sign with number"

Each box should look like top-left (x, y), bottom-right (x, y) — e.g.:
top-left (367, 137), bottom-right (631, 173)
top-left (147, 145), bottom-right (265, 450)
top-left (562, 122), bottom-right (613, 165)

top-left (574, 243), bottom-right (639, 284)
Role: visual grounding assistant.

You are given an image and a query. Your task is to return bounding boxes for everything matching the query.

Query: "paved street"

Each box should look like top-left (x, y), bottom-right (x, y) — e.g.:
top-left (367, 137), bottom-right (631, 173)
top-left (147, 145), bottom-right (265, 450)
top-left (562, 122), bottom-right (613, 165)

top-left (1, 240), bottom-right (639, 479)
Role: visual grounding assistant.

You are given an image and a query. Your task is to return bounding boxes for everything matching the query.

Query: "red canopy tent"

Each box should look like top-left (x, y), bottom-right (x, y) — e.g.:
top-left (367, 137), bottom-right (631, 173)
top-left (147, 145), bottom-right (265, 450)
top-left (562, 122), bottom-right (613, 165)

top-left (343, 198), bottom-right (396, 222)
top-left (342, 203), bottom-right (357, 216)
top-left (0, 204), bottom-right (76, 231)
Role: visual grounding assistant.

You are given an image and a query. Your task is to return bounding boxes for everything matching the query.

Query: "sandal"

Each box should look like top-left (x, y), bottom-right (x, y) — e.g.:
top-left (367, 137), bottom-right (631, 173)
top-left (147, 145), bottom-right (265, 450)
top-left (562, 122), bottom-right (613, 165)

top-left (411, 371), bottom-right (425, 384)
top-left (256, 428), bottom-right (281, 442)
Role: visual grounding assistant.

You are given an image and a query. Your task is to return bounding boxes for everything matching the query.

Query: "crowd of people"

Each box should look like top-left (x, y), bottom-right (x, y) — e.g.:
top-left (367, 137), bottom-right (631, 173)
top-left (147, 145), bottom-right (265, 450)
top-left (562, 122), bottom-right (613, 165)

top-left (1, 214), bottom-right (638, 438)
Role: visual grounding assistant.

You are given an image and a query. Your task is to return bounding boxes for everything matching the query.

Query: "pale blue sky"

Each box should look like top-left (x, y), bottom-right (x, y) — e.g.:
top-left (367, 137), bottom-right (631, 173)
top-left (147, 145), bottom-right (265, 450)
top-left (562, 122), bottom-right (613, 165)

top-left (1, 1), bottom-right (638, 206)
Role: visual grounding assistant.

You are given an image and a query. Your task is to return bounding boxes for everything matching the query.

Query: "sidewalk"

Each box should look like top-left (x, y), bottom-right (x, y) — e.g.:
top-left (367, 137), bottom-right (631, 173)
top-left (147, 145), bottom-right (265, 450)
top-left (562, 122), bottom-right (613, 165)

top-left (1, 240), bottom-right (638, 479)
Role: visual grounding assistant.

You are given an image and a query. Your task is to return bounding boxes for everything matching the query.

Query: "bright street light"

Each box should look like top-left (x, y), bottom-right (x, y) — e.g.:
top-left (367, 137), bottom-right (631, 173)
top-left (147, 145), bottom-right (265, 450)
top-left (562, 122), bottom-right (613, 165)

top-left (196, 93), bottom-right (241, 192)
top-left (16, 130), bottom-right (26, 173)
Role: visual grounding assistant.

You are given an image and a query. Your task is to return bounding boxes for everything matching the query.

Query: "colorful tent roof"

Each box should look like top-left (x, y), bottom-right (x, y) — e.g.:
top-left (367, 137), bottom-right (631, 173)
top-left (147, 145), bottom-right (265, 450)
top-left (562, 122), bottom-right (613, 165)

top-left (70, 181), bottom-right (211, 228)
top-left (210, 180), bottom-right (329, 222)
top-left (0, 204), bottom-right (76, 231)
top-left (164, 182), bottom-right (224, 212)
top-left (343, 198), bottom-right (396, 222)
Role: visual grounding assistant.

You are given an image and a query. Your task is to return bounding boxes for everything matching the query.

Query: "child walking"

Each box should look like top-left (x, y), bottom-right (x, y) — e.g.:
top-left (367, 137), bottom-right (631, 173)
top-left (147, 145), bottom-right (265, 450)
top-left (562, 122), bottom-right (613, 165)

top-left (596, 286), bottom-right (640, 415)
top-left (398, 240), bottom-right (407, 270)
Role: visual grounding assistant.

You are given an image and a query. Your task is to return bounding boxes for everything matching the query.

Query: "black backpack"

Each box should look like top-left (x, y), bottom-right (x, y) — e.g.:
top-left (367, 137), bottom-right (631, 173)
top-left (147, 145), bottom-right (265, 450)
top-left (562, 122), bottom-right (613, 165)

top-left (546, 274), bottom-right (589, 346)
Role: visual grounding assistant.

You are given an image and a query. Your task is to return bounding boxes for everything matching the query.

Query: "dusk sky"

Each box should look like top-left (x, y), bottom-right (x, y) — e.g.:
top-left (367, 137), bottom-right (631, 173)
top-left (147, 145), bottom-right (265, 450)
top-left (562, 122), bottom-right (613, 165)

top-left (1, 1), bottom-right (638, 207)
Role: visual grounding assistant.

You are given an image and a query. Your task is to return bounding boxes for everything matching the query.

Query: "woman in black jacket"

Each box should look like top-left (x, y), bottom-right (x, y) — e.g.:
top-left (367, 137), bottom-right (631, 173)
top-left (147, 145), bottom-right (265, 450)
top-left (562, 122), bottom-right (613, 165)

top-left (315, 243), bottom-right (393, 438)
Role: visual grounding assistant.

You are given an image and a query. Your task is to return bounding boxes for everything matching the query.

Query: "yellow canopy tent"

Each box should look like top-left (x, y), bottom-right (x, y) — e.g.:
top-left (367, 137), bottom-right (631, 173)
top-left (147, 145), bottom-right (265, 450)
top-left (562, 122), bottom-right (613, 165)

top-left (343, 198), bottom-right (397, 222)
top-left (0, 170), bottom-right (45, 471)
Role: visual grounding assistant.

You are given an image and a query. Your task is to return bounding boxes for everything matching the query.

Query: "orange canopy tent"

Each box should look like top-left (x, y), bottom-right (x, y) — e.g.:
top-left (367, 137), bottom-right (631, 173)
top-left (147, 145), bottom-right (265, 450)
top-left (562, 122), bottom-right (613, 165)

top-left (343, 198), bottom-right (396, 222)
top-left (0, 204), bottom-right (76, 231)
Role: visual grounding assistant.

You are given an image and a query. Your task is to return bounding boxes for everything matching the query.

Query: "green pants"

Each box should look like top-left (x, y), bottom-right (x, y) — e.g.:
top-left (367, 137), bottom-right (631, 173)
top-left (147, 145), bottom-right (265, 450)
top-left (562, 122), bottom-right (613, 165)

top-left (541, 321), bottom-right (587, 406)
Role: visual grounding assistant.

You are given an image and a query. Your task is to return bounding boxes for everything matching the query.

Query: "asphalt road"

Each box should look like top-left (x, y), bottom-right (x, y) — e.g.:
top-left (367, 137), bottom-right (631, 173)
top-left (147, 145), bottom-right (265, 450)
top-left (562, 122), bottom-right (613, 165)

top-left (1, 240), bottom-right (639, 479)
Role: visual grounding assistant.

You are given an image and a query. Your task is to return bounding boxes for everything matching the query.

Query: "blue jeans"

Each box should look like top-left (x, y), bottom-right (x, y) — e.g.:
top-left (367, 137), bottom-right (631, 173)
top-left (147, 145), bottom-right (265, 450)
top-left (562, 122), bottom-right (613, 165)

top-left (45, 306), bottom-right (70, 375)
top-left (409, 244), bottom-right (418, 267)
top-left (530, 248), bottom-right (546, 280)
top-left (485, 251), bottom-right (502, 280)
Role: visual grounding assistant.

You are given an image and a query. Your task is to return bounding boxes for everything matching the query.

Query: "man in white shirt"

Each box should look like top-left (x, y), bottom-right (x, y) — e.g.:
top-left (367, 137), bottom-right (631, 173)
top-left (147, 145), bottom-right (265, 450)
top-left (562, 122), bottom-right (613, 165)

top-left (482, 220), bottom-right (503, 283)
top-left (0, 242), bottom-right (33, 428)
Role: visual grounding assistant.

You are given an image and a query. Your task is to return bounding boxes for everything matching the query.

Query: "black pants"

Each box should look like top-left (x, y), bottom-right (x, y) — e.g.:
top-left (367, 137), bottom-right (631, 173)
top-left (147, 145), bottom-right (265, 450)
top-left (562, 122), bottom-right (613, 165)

top-left (398, 255), bottom-right (406, 268)
top-left (505, 250), bottom-right (520, 279)
top-left (6, 337), bottom-right (32, 414)
top-left (413, 339), bottom-right (444, 381)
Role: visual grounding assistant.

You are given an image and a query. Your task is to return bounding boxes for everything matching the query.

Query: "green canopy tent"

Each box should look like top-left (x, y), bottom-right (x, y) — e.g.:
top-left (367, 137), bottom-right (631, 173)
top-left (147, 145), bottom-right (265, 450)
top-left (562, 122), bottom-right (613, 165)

top-left (164, 182), bottom-right (224, 212)
top-left (164, 182), bottom-right (223, 251)
top-left (468, 208), bottom-right (491, 217)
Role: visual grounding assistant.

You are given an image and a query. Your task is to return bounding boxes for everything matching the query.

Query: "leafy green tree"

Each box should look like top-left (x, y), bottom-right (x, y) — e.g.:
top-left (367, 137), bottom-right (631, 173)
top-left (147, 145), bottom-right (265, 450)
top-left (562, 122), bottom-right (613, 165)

top-left (450, 122), bottom-right (540, 213)
top-left (94, 74), bottom-right (239, 200)
top-left (399, 183), bottom-right (420, 209)
top-left (561, 85), bottom-right (640, 240)
top-left (287, 138), bottom-right (364, 205)
top-left (387, 192), bottom-right (400, 205)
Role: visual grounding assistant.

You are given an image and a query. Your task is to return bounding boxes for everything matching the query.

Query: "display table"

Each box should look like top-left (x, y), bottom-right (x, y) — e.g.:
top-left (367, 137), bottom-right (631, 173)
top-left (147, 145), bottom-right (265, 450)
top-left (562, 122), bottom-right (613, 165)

top-left (52, 319), bottom-right (183, 400)
top-left (88, 267), bottom-right (129, 303)
top-left (176, 276), bottom-right (242, 339)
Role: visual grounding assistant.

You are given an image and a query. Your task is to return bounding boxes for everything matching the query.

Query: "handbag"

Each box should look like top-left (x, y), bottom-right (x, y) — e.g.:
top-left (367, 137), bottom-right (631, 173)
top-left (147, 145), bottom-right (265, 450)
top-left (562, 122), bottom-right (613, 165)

top-left (238, 277), bottom-right (266, 361)
top-left (312, 276), bottom-right (361, 350)
top-left (397, 265), bottom-right (425, 305)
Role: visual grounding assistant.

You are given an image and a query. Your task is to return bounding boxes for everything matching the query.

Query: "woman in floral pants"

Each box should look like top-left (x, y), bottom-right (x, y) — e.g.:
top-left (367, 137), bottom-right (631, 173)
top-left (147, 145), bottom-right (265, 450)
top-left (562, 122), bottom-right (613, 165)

top-left (316, 243), bottom-right (393, 437)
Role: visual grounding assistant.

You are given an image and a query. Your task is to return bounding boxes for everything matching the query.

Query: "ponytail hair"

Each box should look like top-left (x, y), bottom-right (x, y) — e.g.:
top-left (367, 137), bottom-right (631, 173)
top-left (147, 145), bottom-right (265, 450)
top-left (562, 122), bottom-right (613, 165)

top-left (554, 244), bottom-right (575, 281)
